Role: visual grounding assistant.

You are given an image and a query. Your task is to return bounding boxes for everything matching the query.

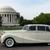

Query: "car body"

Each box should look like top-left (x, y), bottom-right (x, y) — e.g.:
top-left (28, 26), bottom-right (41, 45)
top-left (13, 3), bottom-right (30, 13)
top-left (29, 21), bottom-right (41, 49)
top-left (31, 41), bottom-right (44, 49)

top-left (1, 24), bottom-right (50, 47)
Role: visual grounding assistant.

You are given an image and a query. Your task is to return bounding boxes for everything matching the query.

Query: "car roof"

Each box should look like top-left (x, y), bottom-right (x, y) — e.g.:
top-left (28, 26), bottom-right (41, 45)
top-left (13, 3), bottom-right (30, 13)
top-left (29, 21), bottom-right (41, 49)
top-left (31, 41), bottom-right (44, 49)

top-left (25, 24), bottom-right (49, 26)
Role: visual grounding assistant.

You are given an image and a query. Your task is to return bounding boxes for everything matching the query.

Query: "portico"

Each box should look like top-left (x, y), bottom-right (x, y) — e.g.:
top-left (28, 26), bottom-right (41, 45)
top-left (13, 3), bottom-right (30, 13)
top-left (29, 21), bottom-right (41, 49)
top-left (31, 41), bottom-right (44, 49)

top-left (0, 6), bottom-right (20, 26)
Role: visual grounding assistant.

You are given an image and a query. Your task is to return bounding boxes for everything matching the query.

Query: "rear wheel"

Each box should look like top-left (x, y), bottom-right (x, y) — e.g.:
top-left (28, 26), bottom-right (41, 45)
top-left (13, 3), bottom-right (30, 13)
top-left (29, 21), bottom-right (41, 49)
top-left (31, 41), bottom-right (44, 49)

top-left (4, 38), bottom-right (15, 48)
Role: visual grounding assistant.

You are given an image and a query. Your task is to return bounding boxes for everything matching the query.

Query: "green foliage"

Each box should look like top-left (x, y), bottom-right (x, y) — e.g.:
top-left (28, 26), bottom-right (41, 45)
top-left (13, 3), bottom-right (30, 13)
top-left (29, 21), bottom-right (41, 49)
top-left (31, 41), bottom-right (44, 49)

top-left (19, 16), bottom-right (24, 24)
top-left (20, 20), bottom-right (33, 26)
top-left (19, 13), bottom-right (50, 26)
top-left (19, 16), bottom-right (33, 26)
top-left (33, 13), bottom-right (50, 25)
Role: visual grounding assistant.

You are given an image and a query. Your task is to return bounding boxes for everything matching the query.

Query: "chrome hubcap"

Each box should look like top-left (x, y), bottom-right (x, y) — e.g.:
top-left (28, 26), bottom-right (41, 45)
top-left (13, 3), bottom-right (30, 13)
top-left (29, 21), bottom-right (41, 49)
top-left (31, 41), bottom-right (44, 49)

top-left (6, 38), bottom-right (14, 47)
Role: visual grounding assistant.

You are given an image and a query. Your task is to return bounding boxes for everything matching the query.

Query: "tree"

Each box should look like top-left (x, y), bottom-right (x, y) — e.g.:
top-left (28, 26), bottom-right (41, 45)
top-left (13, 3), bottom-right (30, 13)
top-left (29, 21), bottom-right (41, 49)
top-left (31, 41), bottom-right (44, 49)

top-left (20, 19), bottom-right (33, 26)
top-left (19, 16), bottom-right (33, 26)
top-left (19, 16), bottom-right (24, 25)
top-left (32, 13), bottom-right (50, 25)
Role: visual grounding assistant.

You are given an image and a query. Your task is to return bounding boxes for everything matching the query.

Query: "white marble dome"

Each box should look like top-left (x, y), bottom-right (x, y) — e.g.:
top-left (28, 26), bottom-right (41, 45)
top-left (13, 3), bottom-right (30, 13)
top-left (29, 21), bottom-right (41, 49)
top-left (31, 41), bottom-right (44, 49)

top-left (0, 6), bottom-right (16, 13)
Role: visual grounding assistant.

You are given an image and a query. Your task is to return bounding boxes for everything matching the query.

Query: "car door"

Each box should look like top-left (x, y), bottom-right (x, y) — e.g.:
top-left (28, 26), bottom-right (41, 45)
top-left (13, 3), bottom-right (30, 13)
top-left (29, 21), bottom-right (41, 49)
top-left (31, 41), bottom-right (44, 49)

top-left (23, 26), bottom-right (38, 43)
top-left (35, 26), bottom-right (50, 43)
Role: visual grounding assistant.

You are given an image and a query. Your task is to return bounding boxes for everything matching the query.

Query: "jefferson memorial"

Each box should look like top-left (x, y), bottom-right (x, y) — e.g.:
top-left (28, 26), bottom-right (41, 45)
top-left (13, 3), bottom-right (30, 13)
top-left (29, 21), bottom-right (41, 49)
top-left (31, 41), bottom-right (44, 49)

top-left (0, 6), bottom-right (20, 26)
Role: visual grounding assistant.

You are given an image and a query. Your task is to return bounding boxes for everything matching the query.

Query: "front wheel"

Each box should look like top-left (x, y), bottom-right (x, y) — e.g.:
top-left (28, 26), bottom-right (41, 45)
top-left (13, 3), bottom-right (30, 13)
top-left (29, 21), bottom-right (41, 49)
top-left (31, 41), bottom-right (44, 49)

top-left (4, 38), bottom-right (15, 48)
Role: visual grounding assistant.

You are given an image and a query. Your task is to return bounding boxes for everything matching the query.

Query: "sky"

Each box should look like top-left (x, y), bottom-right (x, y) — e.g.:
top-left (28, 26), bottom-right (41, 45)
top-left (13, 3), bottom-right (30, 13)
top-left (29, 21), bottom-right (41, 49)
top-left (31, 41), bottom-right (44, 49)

top-left (0, 0), bottom-right (50, 20)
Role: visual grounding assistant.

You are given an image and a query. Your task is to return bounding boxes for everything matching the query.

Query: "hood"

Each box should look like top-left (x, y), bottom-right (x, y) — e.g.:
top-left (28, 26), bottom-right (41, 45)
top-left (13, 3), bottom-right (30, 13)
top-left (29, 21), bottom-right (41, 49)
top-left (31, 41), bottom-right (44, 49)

top-left (2, 30), bottom-right (26, 34)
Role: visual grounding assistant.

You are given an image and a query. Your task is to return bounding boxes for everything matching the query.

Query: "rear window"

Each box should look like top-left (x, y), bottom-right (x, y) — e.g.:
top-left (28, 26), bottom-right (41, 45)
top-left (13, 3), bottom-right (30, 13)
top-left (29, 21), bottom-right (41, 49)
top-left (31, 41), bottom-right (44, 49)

top-left (37, 26), bottom-right (45, 31)
top-left (29, 26), bottom-right (36, 30)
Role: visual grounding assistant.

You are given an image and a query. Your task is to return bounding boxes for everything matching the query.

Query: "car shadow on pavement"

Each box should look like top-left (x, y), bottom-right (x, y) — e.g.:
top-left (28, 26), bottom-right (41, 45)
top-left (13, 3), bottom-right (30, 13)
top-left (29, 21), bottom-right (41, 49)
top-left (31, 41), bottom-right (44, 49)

top-left (14, 43), bottom-right (50, 47)
top-left (1, 43), bottom-right (50, 48)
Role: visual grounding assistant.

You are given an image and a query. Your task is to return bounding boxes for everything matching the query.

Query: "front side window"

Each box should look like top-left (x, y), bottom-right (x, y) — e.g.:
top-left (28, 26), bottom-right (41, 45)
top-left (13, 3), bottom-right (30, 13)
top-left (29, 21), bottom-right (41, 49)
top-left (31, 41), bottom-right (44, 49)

top-left (23, 26), bottom-right (28, 30)
top-left (37, 26), bottom-right (45, 31)
top-left (29, 26), bottom-right (36, 30)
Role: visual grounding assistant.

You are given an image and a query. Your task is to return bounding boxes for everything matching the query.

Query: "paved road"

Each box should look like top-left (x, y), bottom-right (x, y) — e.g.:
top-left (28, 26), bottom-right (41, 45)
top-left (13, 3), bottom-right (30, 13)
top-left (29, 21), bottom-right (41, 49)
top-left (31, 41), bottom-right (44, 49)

top-left (0, 43), bottom-right (50, 50)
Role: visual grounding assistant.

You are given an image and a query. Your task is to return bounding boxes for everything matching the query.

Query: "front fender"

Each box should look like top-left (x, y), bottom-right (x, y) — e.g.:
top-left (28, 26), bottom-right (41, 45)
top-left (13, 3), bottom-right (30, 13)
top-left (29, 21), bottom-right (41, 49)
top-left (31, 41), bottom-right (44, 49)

top-left (1, 33), bottom-right (24, 44)
top-left (1, 34), bottom-right (16, 44)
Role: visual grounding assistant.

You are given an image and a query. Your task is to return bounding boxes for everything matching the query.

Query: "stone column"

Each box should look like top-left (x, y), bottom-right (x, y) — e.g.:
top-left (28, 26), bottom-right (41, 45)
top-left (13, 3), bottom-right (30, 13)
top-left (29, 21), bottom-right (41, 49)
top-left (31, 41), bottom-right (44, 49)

top-left (12, 14), bottom-right (13, 23)
top-left (5, 14), bottom-right (8, 23)
top-left (12, 14), bottom-right (14, 24)
top-left (11, 14), bottom-right (12, 23)
top-left (7, 14), bottom-right (8, 23)
top-left (9, 15), bottom-right (10, 23)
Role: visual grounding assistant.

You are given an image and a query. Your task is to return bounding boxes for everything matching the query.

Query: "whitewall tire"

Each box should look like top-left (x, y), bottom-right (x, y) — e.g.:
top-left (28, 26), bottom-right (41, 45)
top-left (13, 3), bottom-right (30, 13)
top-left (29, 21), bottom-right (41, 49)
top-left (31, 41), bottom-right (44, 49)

top-left (4, 38), bottom-right (15, 48)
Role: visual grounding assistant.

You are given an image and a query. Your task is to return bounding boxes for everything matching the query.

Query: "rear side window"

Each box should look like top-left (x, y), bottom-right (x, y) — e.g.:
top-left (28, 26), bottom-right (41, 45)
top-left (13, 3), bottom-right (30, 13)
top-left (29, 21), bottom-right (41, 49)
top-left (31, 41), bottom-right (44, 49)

top-left (46, 26), bottom-right (50, 31)
top-left (37, 26), bottom-right (45, 31)
top-left (29, 26), bottom-right (36, 30)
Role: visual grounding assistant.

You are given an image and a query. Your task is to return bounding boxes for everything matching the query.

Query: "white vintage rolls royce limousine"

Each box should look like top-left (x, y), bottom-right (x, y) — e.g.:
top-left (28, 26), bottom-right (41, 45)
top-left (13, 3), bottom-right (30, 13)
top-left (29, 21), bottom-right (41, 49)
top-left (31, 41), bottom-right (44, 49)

top-left (1, 24), bottom-right (50, 47)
